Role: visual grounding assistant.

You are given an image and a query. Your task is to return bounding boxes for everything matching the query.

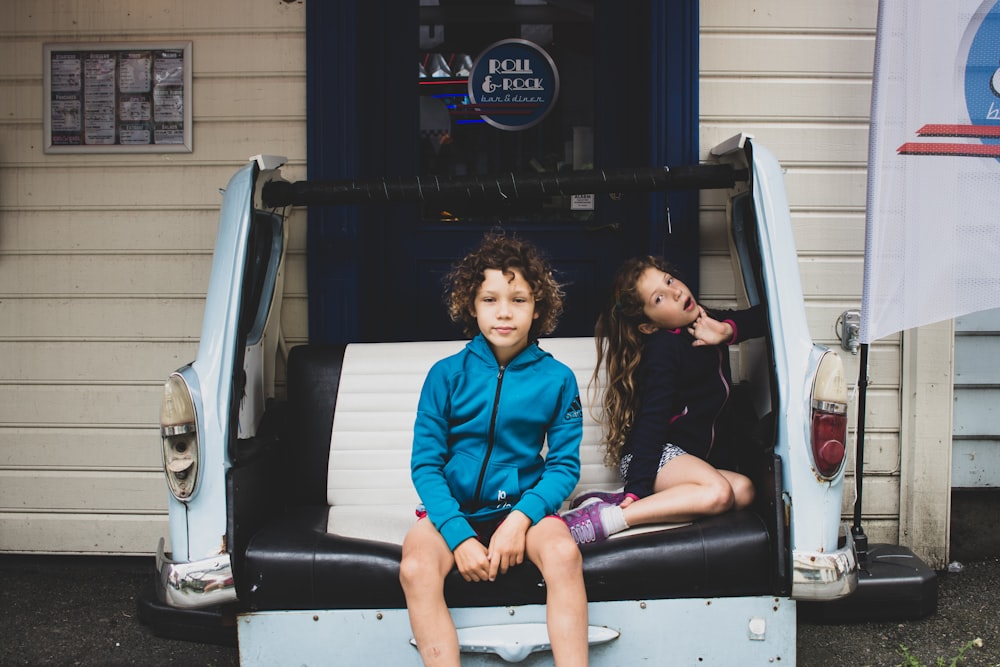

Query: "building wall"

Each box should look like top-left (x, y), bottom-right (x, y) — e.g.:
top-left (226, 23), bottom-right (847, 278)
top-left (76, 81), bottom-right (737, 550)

top-left (0, 0), bottom-right (308, 554)
top-left (699, 1), bottom-right (910, 546)
top-left (953, 308), bottom-right (1000, 488)
top-left (1, 0), bottom-right (941, 556)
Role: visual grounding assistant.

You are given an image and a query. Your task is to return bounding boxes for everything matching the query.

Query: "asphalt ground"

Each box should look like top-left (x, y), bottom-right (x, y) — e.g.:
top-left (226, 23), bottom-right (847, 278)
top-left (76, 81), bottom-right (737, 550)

top-left (1, 553), bottom-right (998, 666)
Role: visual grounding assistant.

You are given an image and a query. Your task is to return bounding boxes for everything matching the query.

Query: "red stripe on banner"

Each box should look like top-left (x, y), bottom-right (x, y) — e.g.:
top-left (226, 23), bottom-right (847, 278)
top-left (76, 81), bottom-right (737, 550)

top-left (897, 142), bottom-right (1000, 157)
top-left (916, 124), bottom-right (1000, 138)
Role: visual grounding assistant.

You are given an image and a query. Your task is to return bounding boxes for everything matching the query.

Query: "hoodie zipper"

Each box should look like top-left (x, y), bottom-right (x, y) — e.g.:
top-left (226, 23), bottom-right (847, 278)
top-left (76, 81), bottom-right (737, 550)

top-left (472, 365), bottom-right (505, 507)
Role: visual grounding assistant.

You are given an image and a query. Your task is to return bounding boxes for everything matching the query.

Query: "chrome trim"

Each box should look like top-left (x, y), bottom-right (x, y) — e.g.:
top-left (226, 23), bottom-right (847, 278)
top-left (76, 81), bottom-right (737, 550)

top-left (791, 525), bottom-right (859, 601)
top-left (433, 623), bottom-right (620, 662)
top-left (160, 423), bottom-right (196, 437)
top-left (811, 399), bottom-right (847, 414)
top-left (155, 537), bottom-right (238, 609)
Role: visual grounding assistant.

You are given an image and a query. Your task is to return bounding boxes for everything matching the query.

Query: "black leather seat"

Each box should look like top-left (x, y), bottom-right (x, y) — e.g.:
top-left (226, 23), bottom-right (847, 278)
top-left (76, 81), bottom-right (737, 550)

top-left (242, 505), bottom-right (772, 611)
top-left (236, 345), bottom-right (782, 612)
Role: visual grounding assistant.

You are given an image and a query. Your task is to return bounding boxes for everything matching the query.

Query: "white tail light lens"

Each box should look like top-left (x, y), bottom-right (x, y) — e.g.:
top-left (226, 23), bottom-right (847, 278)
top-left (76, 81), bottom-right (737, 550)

top-left (161, 373), bottom-right (199, 500)
top-left (810, 352), bottom-right (848, 479)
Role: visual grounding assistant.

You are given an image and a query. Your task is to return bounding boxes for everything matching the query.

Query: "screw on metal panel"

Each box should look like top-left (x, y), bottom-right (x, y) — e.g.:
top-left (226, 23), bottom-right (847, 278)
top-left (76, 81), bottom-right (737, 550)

top-left (507, 608), bottom-right (515, 616)
top-left (376, 612), bottom-right (383, 620)
top-left (313, 615), bottom-right (319, 621)
top-left (639, 601), bottom-right (646, 609)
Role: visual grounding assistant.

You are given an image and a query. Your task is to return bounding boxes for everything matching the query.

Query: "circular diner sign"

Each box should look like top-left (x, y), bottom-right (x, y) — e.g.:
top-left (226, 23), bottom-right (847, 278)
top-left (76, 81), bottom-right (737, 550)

top-left (467, 39), bottom-right (560, 131)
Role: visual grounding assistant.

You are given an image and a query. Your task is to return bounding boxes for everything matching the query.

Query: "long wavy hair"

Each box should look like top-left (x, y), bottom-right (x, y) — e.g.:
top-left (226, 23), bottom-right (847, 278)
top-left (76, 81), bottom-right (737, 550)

top-left (592, 256), bottom-right (682, 467)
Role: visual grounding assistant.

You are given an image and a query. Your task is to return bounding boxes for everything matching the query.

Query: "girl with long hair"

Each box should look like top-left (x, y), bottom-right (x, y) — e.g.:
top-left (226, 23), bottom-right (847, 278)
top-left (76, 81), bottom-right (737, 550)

top-left (561, 256), bottom-right (763, 545)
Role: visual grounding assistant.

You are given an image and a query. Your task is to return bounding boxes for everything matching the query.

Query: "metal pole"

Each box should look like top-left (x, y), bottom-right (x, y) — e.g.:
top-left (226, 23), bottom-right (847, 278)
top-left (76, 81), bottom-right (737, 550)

top-left (262, 164), bottom-right (747, 208)
top-left (852, 342), bottom-right (870, 564)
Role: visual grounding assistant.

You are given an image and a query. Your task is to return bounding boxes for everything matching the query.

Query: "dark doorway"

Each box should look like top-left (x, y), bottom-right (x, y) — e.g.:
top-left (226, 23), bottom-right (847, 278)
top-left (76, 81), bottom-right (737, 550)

top-left (305, 0), bottom-right (699, 343)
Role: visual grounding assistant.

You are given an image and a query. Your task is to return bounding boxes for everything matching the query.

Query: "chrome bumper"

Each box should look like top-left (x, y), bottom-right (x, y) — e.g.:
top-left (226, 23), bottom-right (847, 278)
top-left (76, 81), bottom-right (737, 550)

top-left (791, 525), bottom-right (859, 601)
top-left (155, 537), bottom-right (238, 609)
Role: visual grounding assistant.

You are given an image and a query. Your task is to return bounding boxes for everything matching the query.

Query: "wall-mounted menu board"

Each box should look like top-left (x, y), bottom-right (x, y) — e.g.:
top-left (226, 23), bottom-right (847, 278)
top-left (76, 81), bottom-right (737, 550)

top-left (43, 42), bottom-right (192, 153)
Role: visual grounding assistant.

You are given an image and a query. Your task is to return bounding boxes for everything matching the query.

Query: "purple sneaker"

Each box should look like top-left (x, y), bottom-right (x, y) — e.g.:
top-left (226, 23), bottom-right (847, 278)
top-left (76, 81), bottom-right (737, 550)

top-left (561, 500), bottom-right (611, 545)
top-left (570, 490), bottom-right (627, 509)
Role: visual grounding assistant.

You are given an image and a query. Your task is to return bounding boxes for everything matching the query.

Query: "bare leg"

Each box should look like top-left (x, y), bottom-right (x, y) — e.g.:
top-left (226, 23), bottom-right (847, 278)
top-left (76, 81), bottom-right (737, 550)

top-left (622, 453), bottom-right (737, 526)
top-left (399, 519), bottom-right (460, 666)
top-left (720, 469), bottom-right (755, 510)
top-left (525, 516), bottom-right (589, 666)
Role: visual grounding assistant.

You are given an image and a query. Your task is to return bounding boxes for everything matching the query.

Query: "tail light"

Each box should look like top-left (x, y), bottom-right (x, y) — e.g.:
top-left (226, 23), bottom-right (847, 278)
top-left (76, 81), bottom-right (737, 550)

top-left (810, 352), bottom-right (848, 479)
top-left (161, 373), bottom-right (199, 500)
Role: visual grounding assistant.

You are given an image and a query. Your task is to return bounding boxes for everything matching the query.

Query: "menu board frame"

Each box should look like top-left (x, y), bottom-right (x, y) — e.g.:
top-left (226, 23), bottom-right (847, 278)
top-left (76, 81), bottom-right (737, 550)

top-left (43, 41), bottom-right (193, 153)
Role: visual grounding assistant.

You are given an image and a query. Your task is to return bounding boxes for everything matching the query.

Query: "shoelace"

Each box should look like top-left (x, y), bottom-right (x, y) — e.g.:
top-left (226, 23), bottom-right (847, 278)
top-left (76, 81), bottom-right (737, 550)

top-left (570, 521), bottom-right (594, 543)
top-left (568, 513), bottom-right (597, 543)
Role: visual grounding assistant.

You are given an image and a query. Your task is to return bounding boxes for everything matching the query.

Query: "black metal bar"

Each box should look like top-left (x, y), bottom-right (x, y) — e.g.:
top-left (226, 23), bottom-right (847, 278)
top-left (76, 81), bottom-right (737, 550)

top-left (262, 164), bottom-right (747, 208)
top-left (852, 342), bottom-right (870, 564)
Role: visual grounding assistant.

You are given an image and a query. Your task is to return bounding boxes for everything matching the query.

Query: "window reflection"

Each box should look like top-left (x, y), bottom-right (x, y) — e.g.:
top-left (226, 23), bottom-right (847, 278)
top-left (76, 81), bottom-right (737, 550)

top-left (417, 0), bottom-right (595, 224)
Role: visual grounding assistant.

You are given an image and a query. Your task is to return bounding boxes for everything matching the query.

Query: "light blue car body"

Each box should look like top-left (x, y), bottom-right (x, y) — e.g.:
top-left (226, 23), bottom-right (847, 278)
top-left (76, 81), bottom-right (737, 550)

top-left (151, 138), bottom-right (857, 664)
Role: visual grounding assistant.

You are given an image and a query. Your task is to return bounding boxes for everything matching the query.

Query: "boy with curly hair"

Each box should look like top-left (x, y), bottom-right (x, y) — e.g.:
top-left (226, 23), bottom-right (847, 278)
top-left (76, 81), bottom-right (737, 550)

top-left (399, 233), bottom-right (589, 666)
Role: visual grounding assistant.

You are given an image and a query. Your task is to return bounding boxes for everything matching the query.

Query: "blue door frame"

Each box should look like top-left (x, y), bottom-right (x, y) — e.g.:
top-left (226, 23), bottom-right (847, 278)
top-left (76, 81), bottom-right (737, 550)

top-left (305, 0), bottom-right (699, 344)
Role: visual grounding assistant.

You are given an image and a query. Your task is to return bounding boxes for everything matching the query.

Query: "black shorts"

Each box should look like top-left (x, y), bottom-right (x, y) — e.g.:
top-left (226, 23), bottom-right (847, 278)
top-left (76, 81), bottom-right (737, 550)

top-left (414, 506), bottom-right (506, 547)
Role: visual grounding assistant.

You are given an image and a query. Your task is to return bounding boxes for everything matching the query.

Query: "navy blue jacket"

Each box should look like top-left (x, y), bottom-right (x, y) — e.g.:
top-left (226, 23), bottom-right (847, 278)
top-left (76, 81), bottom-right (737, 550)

top-left (622, 305), bottom-right (765, 498)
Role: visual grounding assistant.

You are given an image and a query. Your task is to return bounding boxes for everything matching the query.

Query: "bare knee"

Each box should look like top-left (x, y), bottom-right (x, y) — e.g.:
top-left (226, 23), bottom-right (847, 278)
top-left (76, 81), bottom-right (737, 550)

top-left (705, 478), bottom-right (736, 515)
top-left (732, 477), bottom-right (755, 510)
top-left (529, 521), bottom-right (583, 578)
top-left (543, 535), bottom-right (583, 571)
top-left (399, 542), bottom-right (447, 594)
top-left (399, 551), bottom-right (427, 591)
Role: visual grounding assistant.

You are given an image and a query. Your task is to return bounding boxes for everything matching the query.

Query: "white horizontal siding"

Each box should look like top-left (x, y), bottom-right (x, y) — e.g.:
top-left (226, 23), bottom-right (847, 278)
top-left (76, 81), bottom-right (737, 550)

top-left (0, 427), bottom-right (161, 468)
top-left (700, 1), bottom-right (899, 536)
top-left (953, 309), bottom-right (1000, 487)
top-left (1, 513), bottom-right (170, 556)
top-left (0, 0), bottom-right (308, 553)
top-left (1, 0), bottom-right (911, 555)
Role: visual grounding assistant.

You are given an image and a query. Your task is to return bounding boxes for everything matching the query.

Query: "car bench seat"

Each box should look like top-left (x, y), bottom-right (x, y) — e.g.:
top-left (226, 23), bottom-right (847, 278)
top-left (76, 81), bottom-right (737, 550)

top-left (241, 339), bottom-right (780, 612)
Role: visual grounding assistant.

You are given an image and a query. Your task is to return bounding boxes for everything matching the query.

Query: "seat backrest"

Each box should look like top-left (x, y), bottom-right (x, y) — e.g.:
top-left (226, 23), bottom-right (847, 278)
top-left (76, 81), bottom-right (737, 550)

top-left (326, 338), bottom-right (619, 509)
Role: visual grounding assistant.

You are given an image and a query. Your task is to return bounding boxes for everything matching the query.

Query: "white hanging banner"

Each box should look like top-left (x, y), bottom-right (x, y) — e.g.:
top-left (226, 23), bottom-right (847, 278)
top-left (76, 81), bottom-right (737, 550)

top-left (861, 0), bottom-right (1000, 343)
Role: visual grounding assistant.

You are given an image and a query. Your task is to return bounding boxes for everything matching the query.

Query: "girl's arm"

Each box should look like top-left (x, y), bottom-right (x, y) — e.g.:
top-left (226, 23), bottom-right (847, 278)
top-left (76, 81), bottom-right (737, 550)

top-left (690, 304), bottom-right (766, 347)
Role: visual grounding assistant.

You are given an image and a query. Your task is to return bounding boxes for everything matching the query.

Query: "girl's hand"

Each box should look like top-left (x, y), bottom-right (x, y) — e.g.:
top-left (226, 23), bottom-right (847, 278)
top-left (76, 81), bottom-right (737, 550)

top-left (688, 307), bottom-right (734, 347)
top-left (486, 511), bottom-right (530, 581)
top-left (454, 538), bottom-right (491, 582)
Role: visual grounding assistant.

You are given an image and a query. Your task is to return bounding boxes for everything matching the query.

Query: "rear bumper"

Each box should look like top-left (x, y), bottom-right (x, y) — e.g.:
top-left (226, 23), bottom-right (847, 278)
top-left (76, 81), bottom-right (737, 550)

top-left (155, 537), bottom-right (238, 609)
top-left (791, 525), bottom-right (859, 600)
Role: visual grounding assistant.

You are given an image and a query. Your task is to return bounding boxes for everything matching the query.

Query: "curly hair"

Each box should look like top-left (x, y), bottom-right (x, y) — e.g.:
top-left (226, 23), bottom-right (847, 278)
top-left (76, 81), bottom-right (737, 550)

top-left (592, 256), bottom-right (683, 467)
top-left (444, 233), bottom-right (564, 339)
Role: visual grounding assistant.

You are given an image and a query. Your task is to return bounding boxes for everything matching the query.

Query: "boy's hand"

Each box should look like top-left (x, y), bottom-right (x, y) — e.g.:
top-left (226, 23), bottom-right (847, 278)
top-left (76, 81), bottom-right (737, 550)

top-left (486, 511), bottom-right (531, 581)
top-left (454, 538), bottom-right (491, 583)
top-left (689, 307), bottom-right (734, 347)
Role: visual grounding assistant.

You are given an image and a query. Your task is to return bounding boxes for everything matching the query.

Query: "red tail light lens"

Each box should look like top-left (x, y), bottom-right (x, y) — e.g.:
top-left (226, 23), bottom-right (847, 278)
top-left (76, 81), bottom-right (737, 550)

top-left (810, 352), bottom-right (848, 479)
top-left (811, 409), bottom-right (847, 477)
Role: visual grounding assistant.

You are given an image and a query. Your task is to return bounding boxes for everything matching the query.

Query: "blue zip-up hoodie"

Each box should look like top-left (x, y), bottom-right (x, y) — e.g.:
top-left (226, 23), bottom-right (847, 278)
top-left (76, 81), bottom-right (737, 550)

top-left (411, 334), bottom-right (583, 551)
